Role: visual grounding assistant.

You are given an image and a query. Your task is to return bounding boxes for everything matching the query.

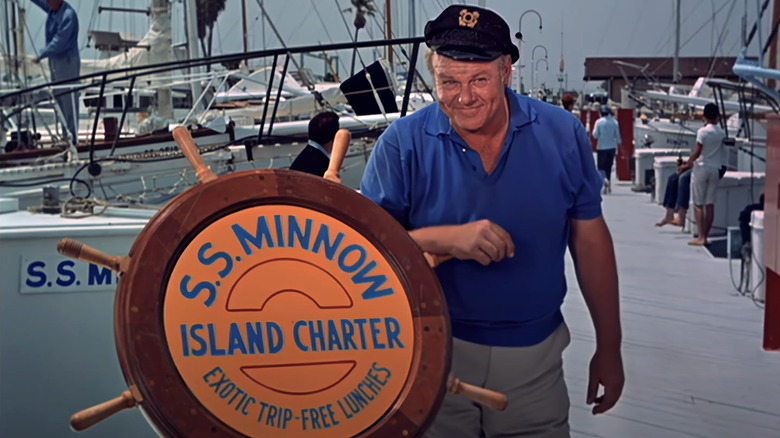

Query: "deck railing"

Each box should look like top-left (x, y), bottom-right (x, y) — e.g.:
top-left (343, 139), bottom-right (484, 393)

top-left (1, 36), bottom-right (429, 160)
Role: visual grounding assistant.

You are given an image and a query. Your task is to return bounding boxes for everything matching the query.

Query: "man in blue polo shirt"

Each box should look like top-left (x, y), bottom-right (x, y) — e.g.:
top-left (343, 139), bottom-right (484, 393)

top-left (361, 4), bottom-right (623, 437)
top-left (31, 0), bottom-right (80, 153)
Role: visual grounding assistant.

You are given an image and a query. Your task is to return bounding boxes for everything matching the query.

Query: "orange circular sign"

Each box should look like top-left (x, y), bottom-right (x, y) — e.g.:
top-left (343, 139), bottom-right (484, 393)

top-left (163, 205), bottom-right (414, 437)
top-left (113, 170), bottom-right (449, 438)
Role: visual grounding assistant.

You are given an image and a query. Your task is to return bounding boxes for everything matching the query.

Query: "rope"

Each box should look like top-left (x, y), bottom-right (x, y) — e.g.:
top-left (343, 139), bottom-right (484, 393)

top-left (60, 196), bottom-right (109, 218)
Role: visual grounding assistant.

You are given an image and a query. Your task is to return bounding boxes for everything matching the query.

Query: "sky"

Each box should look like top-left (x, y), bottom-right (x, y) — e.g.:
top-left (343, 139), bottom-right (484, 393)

top-left (13, 0), bottom-right (770, 92)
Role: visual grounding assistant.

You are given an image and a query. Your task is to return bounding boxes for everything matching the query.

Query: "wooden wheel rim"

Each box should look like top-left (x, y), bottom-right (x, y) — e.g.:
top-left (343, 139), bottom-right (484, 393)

top-left (114, 169), bottom-right (450, 437)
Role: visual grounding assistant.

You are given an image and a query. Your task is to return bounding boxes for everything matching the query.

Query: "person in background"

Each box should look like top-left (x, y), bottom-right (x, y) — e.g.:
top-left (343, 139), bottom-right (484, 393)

top-left (289, 111), bottom-right (339, 176)
top-left (561, 93), bottom-right (576, 112)
top-left (592, 106), bottom-right (621, 194)
top-left (739, 189), bottom-right (765, 250)
top-left (686, 103), bottom-right (726, 246)
top-left (361, 4), bottom-right (623, 437)
top-left (655, 158), bottom-right (692, 227)
top-left (31, 0), bottom-right (80, 156)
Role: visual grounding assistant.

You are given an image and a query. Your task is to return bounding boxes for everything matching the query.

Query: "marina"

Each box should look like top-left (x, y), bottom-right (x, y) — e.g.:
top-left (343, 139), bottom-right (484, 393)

top-left (1, 0), bottom-right (778, 437)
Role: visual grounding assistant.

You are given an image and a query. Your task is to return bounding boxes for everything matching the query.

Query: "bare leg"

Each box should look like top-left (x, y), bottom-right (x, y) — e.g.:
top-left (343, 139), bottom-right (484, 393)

top-left (689, 205), bottom-right (707, 245)
top-left (671, 208), bottom-right (687, 227)
top-left (702, 204), bottom-right (715, 242)
top-left (656, 208), bottom-right (675, 226)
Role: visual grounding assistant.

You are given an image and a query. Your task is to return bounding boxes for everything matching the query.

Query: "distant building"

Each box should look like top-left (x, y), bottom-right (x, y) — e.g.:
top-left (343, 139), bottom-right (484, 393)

top-left (583, 56), bottom-right (742, 102)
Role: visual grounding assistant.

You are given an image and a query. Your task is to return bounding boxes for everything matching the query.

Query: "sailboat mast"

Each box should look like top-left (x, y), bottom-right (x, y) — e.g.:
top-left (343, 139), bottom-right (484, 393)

top-left (242, 0), bottom-right (249, 54)
top-left (151, 0), bottom-right (174, 120)
top-left (184, 0), bottom-right (204, 112)
top-left (386, 0), bottom-right (393, 67)
top-left (408, 0), bottom-right (415, 41)
top-left (673, 0), bottom-right (680, 83)
top-left (15, 6), bottom-right (26, 86)
top-left (15, 7), bottom-right (24, 59)
top-left (2, 0), bottom-right (12, 84)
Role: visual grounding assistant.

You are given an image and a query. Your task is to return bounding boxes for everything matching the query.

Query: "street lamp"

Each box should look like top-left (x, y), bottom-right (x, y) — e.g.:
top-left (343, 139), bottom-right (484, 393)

top-left (530, 45), bottom-right (548, 92)
top-left (518, 10), bottom-right (543, 45)
top-left (531, 45), bottom-right (548, 62)
top-left (516, 10), bottom-right (542, 93)
top-left (534, 58), bottom-right (549, 91)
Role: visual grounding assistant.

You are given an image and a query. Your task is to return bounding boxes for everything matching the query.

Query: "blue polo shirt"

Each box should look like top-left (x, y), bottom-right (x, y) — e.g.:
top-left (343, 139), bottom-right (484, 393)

top-left (360, 88), bottom-right (603, 347)
top-left (32, 0), bottom-right (80, 60)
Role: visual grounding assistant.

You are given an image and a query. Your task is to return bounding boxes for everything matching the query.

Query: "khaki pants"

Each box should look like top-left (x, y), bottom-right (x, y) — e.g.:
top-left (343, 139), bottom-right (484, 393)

top-left (425, 323), bottom-right (571, 438)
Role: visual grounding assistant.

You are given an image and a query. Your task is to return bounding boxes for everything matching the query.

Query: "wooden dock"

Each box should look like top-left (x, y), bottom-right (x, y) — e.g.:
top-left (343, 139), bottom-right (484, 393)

top-left (564, 183), bottom-right (780, 437)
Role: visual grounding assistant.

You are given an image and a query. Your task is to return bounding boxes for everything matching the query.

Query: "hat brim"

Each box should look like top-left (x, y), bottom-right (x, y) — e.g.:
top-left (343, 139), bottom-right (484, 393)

top-left (435, 46), bottom-right (504, 62)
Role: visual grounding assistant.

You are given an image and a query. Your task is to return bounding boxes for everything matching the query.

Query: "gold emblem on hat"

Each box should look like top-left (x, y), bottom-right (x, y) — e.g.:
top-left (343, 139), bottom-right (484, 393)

top-left (459, 9), bottom-right (479, 28)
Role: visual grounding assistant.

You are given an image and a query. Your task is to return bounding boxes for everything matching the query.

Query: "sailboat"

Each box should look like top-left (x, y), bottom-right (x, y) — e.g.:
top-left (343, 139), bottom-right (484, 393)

top-left (1, 0), bottom-right (434, 208)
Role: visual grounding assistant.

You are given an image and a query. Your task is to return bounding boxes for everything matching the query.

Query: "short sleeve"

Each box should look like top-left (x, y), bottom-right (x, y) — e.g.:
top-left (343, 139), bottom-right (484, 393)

top-left (696, 127), bottom-right (705, 144)
top-left (566, 120), bottom-right (603, 220)
top-left (359, 124), bottom-right (411, 228)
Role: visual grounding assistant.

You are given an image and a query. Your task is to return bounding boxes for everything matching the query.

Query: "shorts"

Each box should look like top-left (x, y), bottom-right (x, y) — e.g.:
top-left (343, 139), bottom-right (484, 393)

top-left (691, 165), bottom-right (720, 205)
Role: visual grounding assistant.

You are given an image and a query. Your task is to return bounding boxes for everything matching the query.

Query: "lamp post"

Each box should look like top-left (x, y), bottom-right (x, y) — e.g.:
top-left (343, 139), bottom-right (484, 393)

top-left (517, 10), bottom-right (542, 93)
top-left (530, 45), bottom-right (548, 93)
top-left (531, 45), bottom-right (548, 61)
top-left (534, 58), bottom-right (549, 92)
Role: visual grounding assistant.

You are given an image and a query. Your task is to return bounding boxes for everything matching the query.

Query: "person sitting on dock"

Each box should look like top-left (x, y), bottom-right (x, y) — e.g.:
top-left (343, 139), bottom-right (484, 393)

top-left (31, 0), bottom-right (81, 157)
top-left (655, 158), bottom-right (692, 227)
top-left (686, 103), bottom-right (726, 246)
top-left (289, 111), bottom-right (340, 177)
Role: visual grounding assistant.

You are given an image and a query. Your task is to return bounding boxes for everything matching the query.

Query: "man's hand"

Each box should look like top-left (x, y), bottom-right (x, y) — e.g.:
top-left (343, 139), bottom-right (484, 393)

top-left (408, 220), bottom-right (515, 266)
top-left (32, 57), bottom-right (40, 64)
top-left (449, 219), bottom-right (515, 266)
top-left (586, 347), bottom-right (624, 415)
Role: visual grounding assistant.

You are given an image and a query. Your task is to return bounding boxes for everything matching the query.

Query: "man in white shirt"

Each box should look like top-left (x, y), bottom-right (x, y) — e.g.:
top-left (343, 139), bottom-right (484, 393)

top-left (686, 103), bottom-right (726, 246)
top-left (592, 106), bottom-right (621, 194)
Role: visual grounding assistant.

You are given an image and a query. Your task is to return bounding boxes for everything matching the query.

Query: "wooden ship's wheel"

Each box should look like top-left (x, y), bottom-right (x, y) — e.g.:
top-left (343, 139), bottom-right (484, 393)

top-left (59, 127), bottom-right (506, 437)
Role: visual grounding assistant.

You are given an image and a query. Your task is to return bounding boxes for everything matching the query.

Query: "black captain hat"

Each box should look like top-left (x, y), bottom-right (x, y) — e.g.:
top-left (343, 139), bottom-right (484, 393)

top-left (424, 5), bottom-right (520, 63)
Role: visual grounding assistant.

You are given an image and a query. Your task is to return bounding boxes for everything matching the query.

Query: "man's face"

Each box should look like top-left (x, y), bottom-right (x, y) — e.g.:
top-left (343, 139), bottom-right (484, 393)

top-left (432, 53), bottom-right (511, 134)
top-left (46, 0), bottom-right (63, 11)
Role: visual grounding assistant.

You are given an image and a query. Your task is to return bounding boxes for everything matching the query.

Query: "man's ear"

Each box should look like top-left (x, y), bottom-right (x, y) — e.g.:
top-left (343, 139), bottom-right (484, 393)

top-left (502, 55), bottom-right (512, 86)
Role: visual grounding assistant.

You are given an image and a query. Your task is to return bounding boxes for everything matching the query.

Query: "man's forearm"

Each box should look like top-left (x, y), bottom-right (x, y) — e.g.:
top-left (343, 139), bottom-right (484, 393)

top-left (571, 224), bottom-right (621, 349)
top-left (686, 143), bottom-right (703, 165)
top-left (30, 0), bottom-right (50, 12)
top-left (408, 226), bottom-right (457, 255)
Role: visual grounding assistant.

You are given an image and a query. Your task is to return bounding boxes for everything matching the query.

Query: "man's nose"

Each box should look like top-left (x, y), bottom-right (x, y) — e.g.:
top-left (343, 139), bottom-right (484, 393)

top-left (458, 84), bottom-right (476, 104)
